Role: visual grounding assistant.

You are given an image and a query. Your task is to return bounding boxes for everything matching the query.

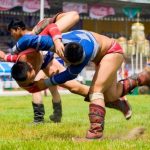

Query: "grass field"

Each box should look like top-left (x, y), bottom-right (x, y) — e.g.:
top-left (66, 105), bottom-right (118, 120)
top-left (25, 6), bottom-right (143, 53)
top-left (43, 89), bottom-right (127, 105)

top-left (0, 94), bottom-right (150, 150)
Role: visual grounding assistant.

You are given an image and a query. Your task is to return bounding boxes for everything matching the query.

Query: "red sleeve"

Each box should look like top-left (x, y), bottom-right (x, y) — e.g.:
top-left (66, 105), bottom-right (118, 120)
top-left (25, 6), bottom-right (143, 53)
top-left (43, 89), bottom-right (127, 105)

top-left (46, 23), bottom-right (62, 41)
top-left (4, 54), bottom-right (18, 62)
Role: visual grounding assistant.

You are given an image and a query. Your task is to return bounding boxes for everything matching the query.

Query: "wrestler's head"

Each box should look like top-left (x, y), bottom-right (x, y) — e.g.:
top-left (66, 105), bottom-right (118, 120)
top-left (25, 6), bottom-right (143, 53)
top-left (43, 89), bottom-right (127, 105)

top-left (8, 19), bottom-right (26, 40)
top-left (11, 62), bottom-right (35, 84)
top-left (64, 42), bottom-right (84, 65)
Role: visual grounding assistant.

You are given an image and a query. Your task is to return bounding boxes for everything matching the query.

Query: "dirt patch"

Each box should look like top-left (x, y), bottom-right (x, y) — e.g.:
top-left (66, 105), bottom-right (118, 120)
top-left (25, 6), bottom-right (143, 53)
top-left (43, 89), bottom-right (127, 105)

top-left (72, 127), bottom-right (145, 142)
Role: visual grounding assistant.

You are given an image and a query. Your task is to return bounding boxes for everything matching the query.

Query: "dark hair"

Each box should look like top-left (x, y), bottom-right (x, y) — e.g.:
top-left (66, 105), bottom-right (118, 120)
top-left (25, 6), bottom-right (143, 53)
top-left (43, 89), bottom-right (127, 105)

top-left (8, 19), bottom-right (26, 31)
top-left (64, 42), bottom-right (84, 64)
top-left (11, 62), bottom-right (32, 81)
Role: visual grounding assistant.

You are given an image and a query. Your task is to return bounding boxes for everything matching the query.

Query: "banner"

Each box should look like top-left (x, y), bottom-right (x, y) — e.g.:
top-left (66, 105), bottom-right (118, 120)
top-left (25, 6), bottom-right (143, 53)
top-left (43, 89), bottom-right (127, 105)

top-left (63, 2), bottom-right (88, 14)
top-left (118, 0), bottom-right (150, 4)
top-left (0, 0), bottom-right (50, 12)
top-left (123, 7), bottom-right (141, 18)
top-left (89, 4), bottom-right (115, 19)
top-left (23, 0), bottom-right (50, 13)
top-left (0, 0), bottom-right (22, 11)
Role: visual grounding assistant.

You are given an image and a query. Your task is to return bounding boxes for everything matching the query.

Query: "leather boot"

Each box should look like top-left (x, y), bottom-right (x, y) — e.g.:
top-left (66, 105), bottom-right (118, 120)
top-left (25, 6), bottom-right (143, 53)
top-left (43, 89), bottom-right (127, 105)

top-left (105, 97), bottom-right (132, 120)
top-left (49, 101), bottom-right (62, 123)
top-left (120, 66), bottom-right (150, 96)
top-left (32, 102), bottom-right (45, 123)
top-left (86, 104), bottom-right (105, 139)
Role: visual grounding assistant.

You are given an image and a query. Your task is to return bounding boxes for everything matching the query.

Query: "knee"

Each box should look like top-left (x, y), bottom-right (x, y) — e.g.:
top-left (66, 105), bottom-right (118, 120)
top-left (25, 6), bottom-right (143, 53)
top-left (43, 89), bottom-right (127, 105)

top-left (90, 84), bottom-right (106, 94)
top-left (107, 95), bottom-right (118, 102)
top-left (32, 92), bottom-right (42, 103)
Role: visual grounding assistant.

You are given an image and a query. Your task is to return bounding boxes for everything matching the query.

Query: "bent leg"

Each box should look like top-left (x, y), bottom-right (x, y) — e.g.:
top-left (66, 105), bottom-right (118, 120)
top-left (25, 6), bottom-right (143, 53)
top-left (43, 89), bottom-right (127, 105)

top-left (87, 53), bottom-right (124, 139)
top-left (119, 65), bottom-right (150, 96)
top-left (32, 70), bottom-right (46, 123)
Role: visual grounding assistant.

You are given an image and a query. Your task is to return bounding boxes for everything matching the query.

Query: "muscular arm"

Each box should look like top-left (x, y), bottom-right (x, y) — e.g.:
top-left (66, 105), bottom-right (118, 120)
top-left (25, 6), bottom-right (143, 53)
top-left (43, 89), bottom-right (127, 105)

top-left (43, 58), bottom-right (89, 97)
top-left (19, 58), bottom-right (89, 96)
top-left (11, 35), bottom-right (54, 54)
top-left (0, 50), bottom-right (18, 62)
top-left (44, 57), bottom-right (89, 86)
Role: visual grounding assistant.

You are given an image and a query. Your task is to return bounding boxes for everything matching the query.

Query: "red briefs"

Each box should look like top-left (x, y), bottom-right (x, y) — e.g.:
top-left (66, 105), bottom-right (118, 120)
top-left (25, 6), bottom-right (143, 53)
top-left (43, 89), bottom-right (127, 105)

top-left (106, 41), bottom-right (123, 54)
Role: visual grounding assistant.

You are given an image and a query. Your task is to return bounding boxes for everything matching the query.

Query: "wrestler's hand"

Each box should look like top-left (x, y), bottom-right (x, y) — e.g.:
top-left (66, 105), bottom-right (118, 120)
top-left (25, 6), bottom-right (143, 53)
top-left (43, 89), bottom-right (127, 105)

top-left (53, 39), bottom-right (64, 58)
top-left (23, 79), bottom-right (48, 93)
top-left (0, 50), bottom-right (5, 61)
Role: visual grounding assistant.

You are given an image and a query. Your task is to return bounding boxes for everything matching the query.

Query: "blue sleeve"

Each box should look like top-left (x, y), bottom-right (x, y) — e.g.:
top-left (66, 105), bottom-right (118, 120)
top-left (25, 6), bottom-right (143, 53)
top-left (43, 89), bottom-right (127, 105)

top-left (44, 37), bottom-right (94, 86)
top-left (49, 68), bottom-right (78, 85)
top-left (44, 56), bottom-right (89, 86)
top-left (12, 35), bottom-right (54, 53)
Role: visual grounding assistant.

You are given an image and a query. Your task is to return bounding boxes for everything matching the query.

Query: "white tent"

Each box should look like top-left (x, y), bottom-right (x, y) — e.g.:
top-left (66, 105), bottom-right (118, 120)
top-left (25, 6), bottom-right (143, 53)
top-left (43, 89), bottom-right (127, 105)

top-left (0, 62), bottom-right (13, 76)
top-left (0, 62), bottom-right (19, 93)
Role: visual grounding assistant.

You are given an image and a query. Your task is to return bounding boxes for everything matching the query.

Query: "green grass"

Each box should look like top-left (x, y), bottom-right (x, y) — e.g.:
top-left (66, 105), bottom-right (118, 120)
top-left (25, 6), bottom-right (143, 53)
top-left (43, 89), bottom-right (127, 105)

top-left (0, 94), bottom-right (150, 150)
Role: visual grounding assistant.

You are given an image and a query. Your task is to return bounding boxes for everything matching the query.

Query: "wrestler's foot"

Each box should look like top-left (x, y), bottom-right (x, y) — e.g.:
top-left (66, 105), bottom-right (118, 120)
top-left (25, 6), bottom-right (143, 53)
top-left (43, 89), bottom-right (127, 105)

top-left (72, 129), bottom-right (103, 142)
top-left (86, 130), bottom-right (103, 139)
top-left (49, 101), bottom-right (62, 123)
top-left (72, 136), bottom-right (103, 142)
top-left (124, 101), bottom-right (132, 120)
top-left (121, 98), bottom-right (132, 120)
top-left (33, 120), bottom-right (44, 125)
top-left (86, 104), bottom-right (105, 140)
top-left (32, 102), bottom-right (45, 123)
top-left (105, 97), bottom-right (132, 120)
top-left (120, 66), bottom-right (150, 96)
top-left (141, 66), bottom-right (150, 86)
top-left (49, 114), bottom-right (61, 123)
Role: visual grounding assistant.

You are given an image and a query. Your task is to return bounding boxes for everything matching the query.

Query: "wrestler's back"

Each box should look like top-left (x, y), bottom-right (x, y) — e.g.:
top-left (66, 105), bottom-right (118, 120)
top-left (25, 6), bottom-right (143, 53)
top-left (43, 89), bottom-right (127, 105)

top-left (19, 51), bottom-right (43, 74)
top-left (90, 32), bottom-right (115, 63)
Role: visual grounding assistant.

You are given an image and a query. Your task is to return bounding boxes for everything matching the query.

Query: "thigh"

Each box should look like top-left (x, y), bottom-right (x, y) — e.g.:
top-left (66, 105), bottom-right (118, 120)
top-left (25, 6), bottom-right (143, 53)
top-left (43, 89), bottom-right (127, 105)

top-left (104, 75), bottom-right (118, 102)
top-left (90, 53), bottom-right (124, 94)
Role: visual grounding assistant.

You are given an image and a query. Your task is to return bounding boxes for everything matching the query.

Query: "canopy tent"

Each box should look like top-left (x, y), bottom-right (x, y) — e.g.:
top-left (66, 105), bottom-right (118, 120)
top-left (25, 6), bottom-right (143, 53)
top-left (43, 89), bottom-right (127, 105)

top-left (0, 62), bottom-right (19, 91)
top-left (0, 62), bottom-right (14, 76)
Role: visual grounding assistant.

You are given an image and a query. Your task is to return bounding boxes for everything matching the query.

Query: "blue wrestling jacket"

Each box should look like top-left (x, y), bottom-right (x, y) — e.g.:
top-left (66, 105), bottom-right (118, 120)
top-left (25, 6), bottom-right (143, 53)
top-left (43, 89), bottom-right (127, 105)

top-left (41, 51), bottom-right (54, 69)
top-left (12, 30), bottom-right (99, 85)
top-left (41, 51), bottom-right (64, 69)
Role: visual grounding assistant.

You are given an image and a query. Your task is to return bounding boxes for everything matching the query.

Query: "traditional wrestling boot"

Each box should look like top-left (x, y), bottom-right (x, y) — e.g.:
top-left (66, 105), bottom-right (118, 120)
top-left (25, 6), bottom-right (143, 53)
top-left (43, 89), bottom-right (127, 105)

top-left (85, 95), bottom-right (132, 120)
top-left (49, 101), bottom-right (62, 123)
top-left (105, 97), bottom-right (132, 120)
top-left (33, 18), bottom-right (51, 34)
top-left (32, 102), bottom-right (45, 123)
top-left (86, 104), bottom-right (106, 139)
top-left (120, 66), bottom-right (150, 96)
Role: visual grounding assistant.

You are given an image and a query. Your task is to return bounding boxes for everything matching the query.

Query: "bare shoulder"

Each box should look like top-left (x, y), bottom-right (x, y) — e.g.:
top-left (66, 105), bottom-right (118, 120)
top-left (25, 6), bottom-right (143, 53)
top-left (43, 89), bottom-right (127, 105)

top-left (91, 31), bottom-right (114, 47)
top-left (90, 31), bottom-right (111, 41)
